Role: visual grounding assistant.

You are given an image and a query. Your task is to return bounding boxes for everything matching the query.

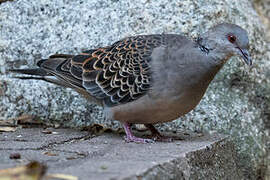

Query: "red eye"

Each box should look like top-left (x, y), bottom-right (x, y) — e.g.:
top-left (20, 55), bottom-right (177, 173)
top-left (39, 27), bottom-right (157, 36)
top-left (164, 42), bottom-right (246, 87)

top-left (228, 35), bottom-right (236, 43)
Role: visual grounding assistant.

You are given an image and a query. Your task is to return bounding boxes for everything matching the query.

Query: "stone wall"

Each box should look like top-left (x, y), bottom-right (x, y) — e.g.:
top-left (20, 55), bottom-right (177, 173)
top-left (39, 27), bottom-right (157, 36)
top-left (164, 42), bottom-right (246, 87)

top-left (0, 0), bottom-right (269, 178)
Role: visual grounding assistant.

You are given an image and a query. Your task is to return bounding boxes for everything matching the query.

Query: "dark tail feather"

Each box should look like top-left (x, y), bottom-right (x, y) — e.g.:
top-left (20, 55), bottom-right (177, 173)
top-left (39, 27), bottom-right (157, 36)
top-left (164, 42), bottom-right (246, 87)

top-left (9, 68), bottom-right (59, 85)
top-left (11, 76), bottom-right (47, 80)
top-left (9, 55), bottom-right (83, 89)
top-left (9, 68), bottom-right (51, 76)
top-left (10, 72), bottom-right (74, 88)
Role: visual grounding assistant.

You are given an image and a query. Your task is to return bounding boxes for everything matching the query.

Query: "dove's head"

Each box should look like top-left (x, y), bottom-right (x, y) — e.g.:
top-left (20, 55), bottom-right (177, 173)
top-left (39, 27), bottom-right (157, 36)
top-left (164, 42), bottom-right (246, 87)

top-left (204, 23), bottom-right (252, 66)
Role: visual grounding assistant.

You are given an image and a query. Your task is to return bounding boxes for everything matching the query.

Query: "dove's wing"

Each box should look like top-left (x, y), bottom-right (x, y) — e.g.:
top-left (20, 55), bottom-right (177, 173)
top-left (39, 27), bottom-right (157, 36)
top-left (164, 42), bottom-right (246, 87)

top-left (39, 35), bottom-right (165, 106)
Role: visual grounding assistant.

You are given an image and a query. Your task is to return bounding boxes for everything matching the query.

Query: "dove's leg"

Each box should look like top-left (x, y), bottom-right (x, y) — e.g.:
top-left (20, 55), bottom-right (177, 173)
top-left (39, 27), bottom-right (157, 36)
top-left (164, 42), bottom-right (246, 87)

top-left (122, 122), bottom-right (154, 143)
top-left (144, 124), bottom-right (174, 142)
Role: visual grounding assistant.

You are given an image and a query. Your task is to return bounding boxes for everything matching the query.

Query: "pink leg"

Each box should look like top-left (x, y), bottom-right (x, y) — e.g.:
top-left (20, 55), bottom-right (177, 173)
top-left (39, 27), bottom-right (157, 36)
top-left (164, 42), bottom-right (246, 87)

top-left (122, 123), bottom-right (154, 143)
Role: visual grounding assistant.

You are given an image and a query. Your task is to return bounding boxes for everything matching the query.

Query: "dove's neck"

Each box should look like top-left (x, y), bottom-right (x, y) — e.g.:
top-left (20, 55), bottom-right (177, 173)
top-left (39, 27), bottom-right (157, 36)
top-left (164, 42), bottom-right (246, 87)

top-left (197, 36), bottom-right (231, 67)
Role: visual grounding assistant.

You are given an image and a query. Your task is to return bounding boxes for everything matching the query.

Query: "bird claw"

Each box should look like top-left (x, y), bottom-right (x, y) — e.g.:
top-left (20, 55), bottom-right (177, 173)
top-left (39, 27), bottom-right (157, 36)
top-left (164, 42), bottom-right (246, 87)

top-left (124, 136), bottom-right (155, 143)
top-left (147, 134), bottom-right (183, 142)
top-left (152, 135), bottom-right (174, 142)
top-left (144, 124), bottom-right (182, 142)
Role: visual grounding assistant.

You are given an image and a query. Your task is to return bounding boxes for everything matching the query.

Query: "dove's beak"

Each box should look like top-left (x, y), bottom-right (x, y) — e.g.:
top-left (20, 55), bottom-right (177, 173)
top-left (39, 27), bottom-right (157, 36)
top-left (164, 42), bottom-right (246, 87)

top-left (237, 47), bottom-right (252, 66)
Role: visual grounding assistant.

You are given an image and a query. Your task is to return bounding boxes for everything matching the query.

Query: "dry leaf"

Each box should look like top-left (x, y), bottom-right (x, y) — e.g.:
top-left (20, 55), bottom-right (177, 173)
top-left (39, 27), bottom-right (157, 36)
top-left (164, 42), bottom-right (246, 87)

top-left (42, 129), bottom-right (52, 134)
top-left (42, 128), bottom-right (59, 135)
top-left (17, 115), bottom-right (44, 128)
top-left (82, 123), bottom-right (115, 135)
top-left (43, 152), bottom-right (58, 156)
top-left (0, 119), bottom-right (15, 126)
top-left (9, 153), bottom-right (21, 159)
top-left (0, 161), bottom-right (77, 180)
top-left (45, 174), bottom-right (78, 180)
top-left (16, 115), bottom-right (34, 124)
top-left (66, 156), bottom-right (77, 160)
top-left (0, 161), bottom-right (47, 180)
top-left (0, 127), bottom-right (17, 132)
top-left (0, 114), bottom-right (40, 127)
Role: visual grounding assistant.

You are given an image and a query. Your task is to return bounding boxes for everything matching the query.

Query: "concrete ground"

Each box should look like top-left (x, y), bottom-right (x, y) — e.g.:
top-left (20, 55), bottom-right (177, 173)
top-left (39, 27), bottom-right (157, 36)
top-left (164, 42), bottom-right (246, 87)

top-left (0, 128), bottom-right (243, 180)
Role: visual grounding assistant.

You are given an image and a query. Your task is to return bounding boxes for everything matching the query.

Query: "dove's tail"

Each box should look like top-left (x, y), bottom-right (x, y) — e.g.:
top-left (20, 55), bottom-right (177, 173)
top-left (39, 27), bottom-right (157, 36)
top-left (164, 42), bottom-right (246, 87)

top-left (9, 55), bottom-right (103, 105)
top-left (9, 67), bottom-right (50, 77)
top-left (9, 59), bottom-right (52, 82)
top-left (9, 67), bottom-right (72, 88)
top-left (8, 55), bottom-right (78, 88)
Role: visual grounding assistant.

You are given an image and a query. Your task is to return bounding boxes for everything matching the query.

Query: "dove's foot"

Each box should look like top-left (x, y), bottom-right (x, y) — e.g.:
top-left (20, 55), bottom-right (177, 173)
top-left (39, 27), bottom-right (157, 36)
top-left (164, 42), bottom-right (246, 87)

top-left (150, 134), bottom-right (174, 142)
top-left (122, 122), bottom-right (154, 143)
top-left (144, 124), bottom-right (182, 142)
top-left (124, 135), bottom-right (154, 143)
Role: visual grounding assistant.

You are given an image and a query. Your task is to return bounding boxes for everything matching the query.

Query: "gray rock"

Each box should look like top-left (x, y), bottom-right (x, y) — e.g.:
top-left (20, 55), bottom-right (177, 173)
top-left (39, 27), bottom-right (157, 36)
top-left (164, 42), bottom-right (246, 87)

top-left (253, 0), bottom-right (270, 39)
top-left (0, 0), bottom-right (269, 178)
top-left (0, 128), bottom-right (243, 180)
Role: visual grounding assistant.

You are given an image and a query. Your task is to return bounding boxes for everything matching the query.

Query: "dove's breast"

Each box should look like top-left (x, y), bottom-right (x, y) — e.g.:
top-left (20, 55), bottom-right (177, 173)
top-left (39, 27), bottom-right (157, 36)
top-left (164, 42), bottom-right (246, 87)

top-left (106, 83), bottom-right (209, 124)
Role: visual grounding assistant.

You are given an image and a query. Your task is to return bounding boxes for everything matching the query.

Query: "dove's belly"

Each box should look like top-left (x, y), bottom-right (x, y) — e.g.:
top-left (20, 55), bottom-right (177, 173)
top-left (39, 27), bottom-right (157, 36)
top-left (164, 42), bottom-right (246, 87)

top-left (107, 87), bottom-right (207, 124)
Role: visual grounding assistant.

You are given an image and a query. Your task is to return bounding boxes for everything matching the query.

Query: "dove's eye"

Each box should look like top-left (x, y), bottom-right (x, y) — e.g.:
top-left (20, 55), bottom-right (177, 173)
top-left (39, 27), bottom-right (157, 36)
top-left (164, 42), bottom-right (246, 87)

top-left (228, 35), bottom-right (236, 43)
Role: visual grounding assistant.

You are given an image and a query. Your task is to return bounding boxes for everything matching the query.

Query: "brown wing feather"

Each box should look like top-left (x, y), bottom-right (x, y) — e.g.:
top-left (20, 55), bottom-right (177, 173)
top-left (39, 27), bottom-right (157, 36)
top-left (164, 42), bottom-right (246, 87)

top-left (68, 35), bottom-right (164, 106)
top-left (39, 35), bottom-right (164, 107)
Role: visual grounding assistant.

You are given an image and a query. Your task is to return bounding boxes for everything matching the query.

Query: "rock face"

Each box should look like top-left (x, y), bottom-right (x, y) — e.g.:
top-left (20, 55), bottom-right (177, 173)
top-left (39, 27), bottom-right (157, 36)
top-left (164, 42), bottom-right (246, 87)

top-left (0, 0), bottom-right (269, 178)
top-left (0, 128), bottom-right (243, 180)
top-left (254, 0), bottom-right (270, 39)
